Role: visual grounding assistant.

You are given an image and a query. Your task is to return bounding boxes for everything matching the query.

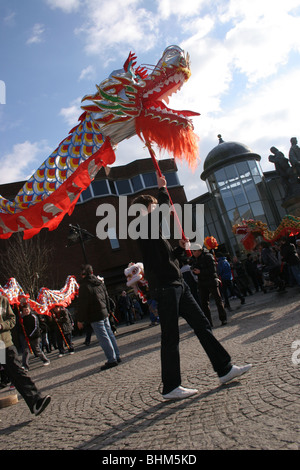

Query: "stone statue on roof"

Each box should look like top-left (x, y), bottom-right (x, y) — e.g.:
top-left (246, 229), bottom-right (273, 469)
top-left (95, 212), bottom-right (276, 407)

top-left (268, 146), bottom-right (299, 197)
top-left (289, 137), bottom-right (300, 177)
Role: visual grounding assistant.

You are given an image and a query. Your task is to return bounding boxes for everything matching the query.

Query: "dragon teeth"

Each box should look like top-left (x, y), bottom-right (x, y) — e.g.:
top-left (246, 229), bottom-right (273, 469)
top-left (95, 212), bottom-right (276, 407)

top-left (143, 72), bottom-right (185, 99)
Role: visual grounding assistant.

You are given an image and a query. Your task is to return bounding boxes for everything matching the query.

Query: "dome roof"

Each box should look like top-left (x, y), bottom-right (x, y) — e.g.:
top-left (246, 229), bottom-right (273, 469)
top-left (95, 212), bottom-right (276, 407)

top-left (201, 135), bottom-right (261, 181)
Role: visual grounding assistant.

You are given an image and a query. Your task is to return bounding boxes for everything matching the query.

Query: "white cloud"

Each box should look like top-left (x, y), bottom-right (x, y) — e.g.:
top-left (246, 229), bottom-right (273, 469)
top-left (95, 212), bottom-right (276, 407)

top-left (26, 23), bottom-right (45, 45)
top-left (217, 68), bottom-right (300, 159)
top-left (59, 98), bottom-right (82, 126)
top-left (45, 0), bottom-right (82, 13)
top-left (221, 0), bottom-right (300, 83)
top-left (0, 140), bottom-right (51, 184)
top-left (78, 65), bottom-right (96, 81)
top-left (3, 11), bottom-right (16, 25)
top-left (156, 0), bottom-right (208, 19)
top-left (75, 0), bottom-right (159, 57)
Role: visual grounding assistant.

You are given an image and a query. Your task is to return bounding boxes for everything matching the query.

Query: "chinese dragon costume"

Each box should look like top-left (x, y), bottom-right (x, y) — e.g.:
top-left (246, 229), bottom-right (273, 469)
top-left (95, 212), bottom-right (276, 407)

top-left (0, 45), bottom-right (199, 239)
top-left (0, 275), bottom-right (79, 315)
top-left (232, 215), bottom-right (300, 250)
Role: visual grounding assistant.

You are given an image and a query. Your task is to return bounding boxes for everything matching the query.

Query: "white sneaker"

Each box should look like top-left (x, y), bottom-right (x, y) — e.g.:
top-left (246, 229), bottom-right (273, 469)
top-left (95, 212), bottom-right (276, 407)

top-left (162, 386), bottom-right (198, 400)
top-left (219, 364), bottom-right (252, 385)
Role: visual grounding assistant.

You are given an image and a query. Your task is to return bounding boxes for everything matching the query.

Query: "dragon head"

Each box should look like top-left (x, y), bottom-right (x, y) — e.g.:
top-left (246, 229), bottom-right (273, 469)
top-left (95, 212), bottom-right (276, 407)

top-left (81, 45), bottom-right (200, 168)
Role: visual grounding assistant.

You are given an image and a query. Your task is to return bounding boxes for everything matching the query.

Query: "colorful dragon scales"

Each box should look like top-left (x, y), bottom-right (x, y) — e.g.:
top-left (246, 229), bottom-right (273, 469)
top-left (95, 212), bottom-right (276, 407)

top-left (0, 46), bottom-right (199, 239)
top-left (232, 215), bottom-right (300, 250)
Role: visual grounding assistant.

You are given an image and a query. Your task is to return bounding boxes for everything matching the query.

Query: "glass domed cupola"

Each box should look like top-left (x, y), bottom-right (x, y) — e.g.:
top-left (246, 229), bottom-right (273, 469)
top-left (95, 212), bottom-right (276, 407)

top-left (201, 135), bottom-right (279, 254)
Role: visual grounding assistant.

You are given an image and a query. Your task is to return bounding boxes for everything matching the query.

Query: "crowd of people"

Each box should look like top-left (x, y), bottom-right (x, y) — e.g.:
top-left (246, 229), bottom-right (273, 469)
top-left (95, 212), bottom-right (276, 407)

top-left (177, 235), bottom-right (300, 328)
top-left (1, 171), bottom-right (300, 409)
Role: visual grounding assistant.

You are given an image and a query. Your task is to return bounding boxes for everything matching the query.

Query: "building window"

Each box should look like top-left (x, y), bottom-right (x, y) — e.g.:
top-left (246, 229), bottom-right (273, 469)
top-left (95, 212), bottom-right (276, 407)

top-left (225, 164), bottom-right (239, 181)
top-left (248, 160), bottom-right (261, 177)
top-left (115, 179), bottom-right (132, 195)
top-left (131, 174), bottom-right (144, 192)
top-left (243, 178), bottom-right (259, 202)
top-left (92, 180), bottom-right (110, 196)
top-left (81, 186), bottom-right (93, 202)
top-left (238, 204), bottom-right (252, 220)
top-left (107, 227), bottom-right (120, 250)
top-left (220, 186), bottom-right (235, 211)
top-left (250, 201), bottom-right (264, 217)
top-left (77, 169), bottom-right (180, 203)
top-left (236, 161), bottom-right (250, 178)
top-left (142, 172), bottom-right (157, 187)
top-left (165, 172), bottom-right (180, 187)
top-left (231, 181), bottom-right (248, 206)
top-left (215, 168), bottom-right (227, 187)
top-left (109, 180), bottom-right (117, 195)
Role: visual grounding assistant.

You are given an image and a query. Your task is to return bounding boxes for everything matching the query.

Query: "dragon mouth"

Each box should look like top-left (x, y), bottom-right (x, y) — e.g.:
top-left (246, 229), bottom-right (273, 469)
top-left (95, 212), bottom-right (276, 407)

top-left (142, 69), bottom-right (199, 126)
top-left (135, 47), bottom-right (200, 168)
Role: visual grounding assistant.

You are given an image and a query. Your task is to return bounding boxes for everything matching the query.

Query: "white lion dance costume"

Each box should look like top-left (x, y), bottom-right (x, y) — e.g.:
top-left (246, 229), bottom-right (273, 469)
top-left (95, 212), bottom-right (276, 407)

top-left (124, 262), bottom-right (149, 303)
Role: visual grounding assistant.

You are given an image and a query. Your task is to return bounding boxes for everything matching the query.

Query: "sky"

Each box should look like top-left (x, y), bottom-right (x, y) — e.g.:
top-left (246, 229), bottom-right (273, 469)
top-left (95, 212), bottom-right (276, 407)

top-left (1, 0), bottom-right (300, 201)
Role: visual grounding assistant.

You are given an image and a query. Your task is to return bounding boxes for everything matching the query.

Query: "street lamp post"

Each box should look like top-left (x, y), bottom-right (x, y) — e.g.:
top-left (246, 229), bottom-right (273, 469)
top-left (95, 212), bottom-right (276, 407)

top-left (67, 224), bottom-right (95, 264)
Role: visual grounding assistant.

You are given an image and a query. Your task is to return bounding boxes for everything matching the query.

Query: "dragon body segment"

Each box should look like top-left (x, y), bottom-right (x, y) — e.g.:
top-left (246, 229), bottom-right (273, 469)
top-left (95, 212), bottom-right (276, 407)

top-left (0, 46), bottom-right (199, 239)
top-left (233, 215), bottom-right (300, 250)
top-left (0, 114), bottom-right (105, 214)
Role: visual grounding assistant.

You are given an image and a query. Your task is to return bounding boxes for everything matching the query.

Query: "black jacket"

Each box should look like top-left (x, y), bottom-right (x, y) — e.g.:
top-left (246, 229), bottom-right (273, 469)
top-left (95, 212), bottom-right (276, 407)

top-left (77, 274), bottom-right (110, 323)
top-left (280, 242), bottom-right (300, 266)
top-left (54, 308), bottom-right (73, 335)
top-left (137, 187), bottom-right (184, 295)
top-left (192, 250), bottom-right (220, 287)
top-left (118, 295), bottom-right (132, 312)
top-left (22, 313), bottom-right (41, 340)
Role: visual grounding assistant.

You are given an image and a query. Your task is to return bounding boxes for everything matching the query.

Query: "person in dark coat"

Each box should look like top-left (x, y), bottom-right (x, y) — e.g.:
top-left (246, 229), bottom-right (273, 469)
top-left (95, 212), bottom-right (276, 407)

top-left (245, 254), bottom-right (265, 292)
top-left (118, 291), bottom-right (135, 325)
top-left (180, 259), bottom-right (201, 306)
top-left (259, 242), bottom-right (285, 291)
top-left (20, 304), bottom-right (50, 369)
top-left (51, 305), bottom-right (75, 356)
top-left (192, 245), bottom-right (227, 326)
top-left (280, 237), bottom-right (300, 286)
top-left (217, 254), bottom-right (245, 310)
top-left (232, 256), bottom-right (253, 296)
top-left (77, 265), bottom-right (121, 370)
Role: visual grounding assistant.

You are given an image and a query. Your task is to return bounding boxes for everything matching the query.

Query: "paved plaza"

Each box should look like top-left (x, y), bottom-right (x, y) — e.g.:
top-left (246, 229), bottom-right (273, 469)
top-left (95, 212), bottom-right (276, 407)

top-left (0, 286), bottom-right (299, 451)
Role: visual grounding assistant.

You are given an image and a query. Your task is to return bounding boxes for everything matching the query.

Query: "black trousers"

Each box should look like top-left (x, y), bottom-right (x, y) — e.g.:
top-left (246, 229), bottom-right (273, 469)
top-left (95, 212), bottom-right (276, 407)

top-left (2, 346), bottom-right (42, 413)
top-left (221, 279), bottom-right (244, 307)
top-left (198, 283), bottom-right (227, 325)
top-left (155, 282), bottom-right (232, 395)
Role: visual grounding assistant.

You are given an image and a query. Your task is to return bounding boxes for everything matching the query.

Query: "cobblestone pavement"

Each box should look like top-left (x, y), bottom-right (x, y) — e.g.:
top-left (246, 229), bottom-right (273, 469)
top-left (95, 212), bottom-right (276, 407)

top-left (0, 286), bottom-right (299, 451)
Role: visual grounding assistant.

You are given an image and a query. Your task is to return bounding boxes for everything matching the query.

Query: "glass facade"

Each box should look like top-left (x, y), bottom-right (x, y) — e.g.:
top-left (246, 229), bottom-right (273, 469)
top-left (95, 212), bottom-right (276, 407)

top-left (206, 159), bottom-right (280, 255)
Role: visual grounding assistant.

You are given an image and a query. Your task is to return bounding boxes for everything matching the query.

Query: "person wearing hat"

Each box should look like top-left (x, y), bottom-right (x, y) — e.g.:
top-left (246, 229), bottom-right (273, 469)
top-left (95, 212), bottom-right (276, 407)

top-left (191, 244), bottom-right (228, 326)
top-left (131, 172), bottom-right (252, 400)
